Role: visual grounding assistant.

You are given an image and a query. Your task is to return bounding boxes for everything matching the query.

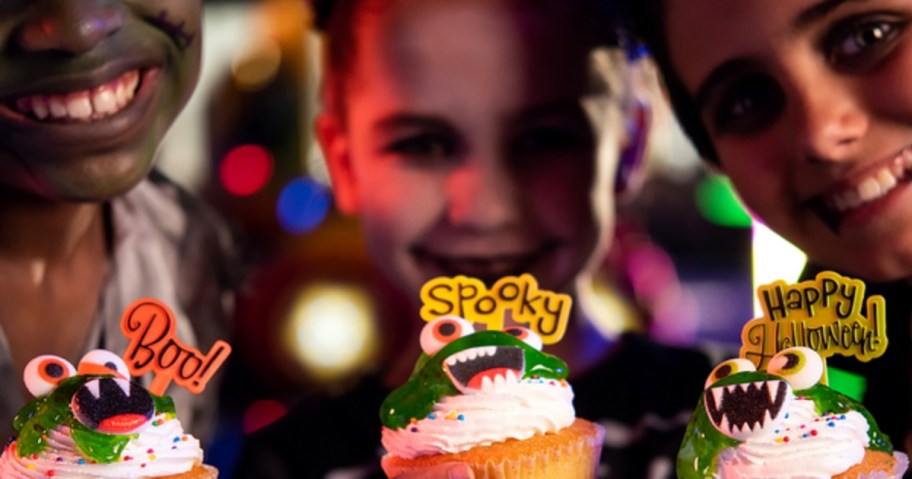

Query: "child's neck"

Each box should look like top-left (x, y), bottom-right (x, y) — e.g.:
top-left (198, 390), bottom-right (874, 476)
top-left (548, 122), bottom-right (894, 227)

top-left (0, 192), bottom-right (104, 262)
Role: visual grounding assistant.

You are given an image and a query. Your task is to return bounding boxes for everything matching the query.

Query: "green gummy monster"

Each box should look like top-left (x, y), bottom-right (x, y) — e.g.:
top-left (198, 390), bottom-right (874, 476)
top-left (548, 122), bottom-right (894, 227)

top-left (380, 330), bottom-right (568, 430)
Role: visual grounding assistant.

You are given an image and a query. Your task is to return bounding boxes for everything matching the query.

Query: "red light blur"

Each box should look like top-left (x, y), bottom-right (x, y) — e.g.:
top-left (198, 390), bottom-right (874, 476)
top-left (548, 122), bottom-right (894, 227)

top-left (219, 144), bottom-right (274, 196)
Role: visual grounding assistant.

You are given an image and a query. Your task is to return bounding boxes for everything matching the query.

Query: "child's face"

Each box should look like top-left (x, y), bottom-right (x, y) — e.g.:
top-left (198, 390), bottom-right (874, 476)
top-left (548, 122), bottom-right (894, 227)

top-left (0, 0), bottom-right (202, 201)
top-left (665, 0), bottom-right (912, 281)
top-left (324, 0), bottom-right (619, 296)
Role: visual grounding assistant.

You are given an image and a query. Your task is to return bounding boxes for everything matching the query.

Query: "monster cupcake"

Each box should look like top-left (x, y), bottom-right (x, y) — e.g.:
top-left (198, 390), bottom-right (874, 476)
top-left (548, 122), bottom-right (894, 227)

top-left (678, 346), bottom-right (908, 478)
top-left (379, 315), bottom-right (604, 479)
top-left (0, 349), bottom-right (217, 478)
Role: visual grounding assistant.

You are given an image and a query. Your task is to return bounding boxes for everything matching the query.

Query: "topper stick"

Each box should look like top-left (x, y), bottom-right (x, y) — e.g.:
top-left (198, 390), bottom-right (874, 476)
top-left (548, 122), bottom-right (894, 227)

top-left (150, 373), bottom-right (173, 396)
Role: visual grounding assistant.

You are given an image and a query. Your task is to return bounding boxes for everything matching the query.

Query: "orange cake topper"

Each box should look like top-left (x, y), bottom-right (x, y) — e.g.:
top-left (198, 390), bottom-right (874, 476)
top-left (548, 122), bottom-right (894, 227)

top-left (740, 271), bottom-right (887, 375)
top-left (120, 298), bottom-right (232, 395)
top-left (419, 274), bottom-right (571, 345)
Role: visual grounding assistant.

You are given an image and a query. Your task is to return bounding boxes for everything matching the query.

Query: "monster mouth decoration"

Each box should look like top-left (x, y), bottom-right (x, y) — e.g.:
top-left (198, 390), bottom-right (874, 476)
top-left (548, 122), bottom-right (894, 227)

top-left (443, 346), bottom-right (524, 393)
top-left (71, 377), bottom-right (155, 435)
top-left (705, 380), bottom-right (791, 439)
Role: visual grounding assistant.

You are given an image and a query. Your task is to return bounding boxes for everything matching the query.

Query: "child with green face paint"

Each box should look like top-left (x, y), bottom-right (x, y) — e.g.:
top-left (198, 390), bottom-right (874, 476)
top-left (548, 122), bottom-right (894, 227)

top-left (0, 0), bottom-right (238, 443)
top-left (234, 0), bottom-right (712, 478)
top-left (624, 0), bottom-right (912, 455)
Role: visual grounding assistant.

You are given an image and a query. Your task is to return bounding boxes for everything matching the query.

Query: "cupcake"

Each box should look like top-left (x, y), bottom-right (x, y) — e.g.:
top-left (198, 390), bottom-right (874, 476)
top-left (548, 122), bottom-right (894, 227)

top-left (0, 350), bottom-right (217, 478)
top-left (678, 346), bottom-right (908, 478)
top-left (380, 315), bottom-right (604, 479)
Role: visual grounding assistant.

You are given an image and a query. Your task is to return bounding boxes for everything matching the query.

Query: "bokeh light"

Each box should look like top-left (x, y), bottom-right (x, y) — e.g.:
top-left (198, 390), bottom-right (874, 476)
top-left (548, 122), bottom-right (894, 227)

top-left (276, 177), bottom-right (332, 234)
top-left (282, 283), bottom-right (378, 382)
top-left (752, 223), bottom-right (806, 315)
top-left (219, 144), bottom-right (274, 196)
top-left (695, 174), bottom-right (753, 228)
top-left (242, 399), bottom-right (288, 434)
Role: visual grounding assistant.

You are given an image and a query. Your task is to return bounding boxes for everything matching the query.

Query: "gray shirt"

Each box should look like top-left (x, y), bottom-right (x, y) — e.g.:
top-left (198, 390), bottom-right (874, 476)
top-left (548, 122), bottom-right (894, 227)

top-left (0, 173), bottom-right (239, 444)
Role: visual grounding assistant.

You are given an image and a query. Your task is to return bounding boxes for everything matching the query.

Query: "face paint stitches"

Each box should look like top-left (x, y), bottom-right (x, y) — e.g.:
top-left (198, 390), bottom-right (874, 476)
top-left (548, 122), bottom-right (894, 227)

top-left (150, 10), bottom-right (196, 50)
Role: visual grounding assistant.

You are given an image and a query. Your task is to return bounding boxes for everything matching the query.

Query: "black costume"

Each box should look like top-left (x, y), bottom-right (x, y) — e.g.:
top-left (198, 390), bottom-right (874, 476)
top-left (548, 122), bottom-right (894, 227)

top-left (233, 333), bottom-right (711, 479)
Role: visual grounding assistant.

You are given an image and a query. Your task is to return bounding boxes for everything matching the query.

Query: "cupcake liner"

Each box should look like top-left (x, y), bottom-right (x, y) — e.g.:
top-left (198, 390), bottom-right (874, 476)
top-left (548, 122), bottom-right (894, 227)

top-left (382, 419), bottom-right (604, 479)
top-left (851, 452), bottom-right (909, 479)
top-left (156, 464), bottom-right (219, 478)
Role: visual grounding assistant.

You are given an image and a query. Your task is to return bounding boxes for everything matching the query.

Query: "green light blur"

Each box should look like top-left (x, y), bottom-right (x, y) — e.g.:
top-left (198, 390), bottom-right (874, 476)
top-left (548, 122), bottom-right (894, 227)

top-left (695, 174), bottom-right (753, 228)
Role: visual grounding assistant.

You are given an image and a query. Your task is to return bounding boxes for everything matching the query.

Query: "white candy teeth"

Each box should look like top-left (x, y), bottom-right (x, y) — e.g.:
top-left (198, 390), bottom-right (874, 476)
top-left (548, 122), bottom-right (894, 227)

top-left (712, 387), bottom-right (725, 406)
top-left (86, 380), bottom-right (101, 399)
top-left (767, 381), bottom-right (777, 403)
top-left (466, 348), bottom-right (478, 360)
top-left (115, 378), bottom-right (132, 397)
top-left (481, 376), bottom-right (494, 392)
top-left (456, 352), bottom-right (468, 363)
top-left (493, 374), bottom-right (506, 389)
top-left (446, 355), bottom-right (458, 366)
top-left (485, 346), bottom-right (497, 357)
top-left (505, 370), bottom-right (518, 383)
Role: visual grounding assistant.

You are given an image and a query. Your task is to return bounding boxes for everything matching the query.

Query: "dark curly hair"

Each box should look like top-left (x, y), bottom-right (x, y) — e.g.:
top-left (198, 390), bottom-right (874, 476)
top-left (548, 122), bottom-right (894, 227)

top-left (621, 0), bottom-right (719, 163)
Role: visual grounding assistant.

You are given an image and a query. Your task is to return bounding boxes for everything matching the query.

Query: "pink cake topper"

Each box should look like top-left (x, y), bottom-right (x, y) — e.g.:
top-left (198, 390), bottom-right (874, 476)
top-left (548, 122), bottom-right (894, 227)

top-left (120, 298), bottom-right (232, 395)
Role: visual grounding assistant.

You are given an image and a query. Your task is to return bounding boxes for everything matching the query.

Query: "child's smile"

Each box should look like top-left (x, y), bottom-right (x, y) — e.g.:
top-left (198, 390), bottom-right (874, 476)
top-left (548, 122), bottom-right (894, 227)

top-left (811, 146), bottom-right (912, 232)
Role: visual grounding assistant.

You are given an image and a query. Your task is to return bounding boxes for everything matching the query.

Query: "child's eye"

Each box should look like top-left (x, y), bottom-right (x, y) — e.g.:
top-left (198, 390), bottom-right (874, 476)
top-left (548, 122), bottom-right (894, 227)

top-left (825, 16), bottom-right (907, 71)
top-left (384, 133), bottom-right (458, 165)
top-left (711, 74), bottom-right (785, 136)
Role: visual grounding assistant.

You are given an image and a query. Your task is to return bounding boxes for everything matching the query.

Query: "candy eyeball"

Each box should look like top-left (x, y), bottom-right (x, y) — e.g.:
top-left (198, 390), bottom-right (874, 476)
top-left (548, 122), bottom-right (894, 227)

top-left (77, 350), bottom-right (130, 379)
top-left (502, 327), bottom-right (543, 350)
top-left (24, 355), bottom-right (76, 398)
top-left (705, 358), bottom-right (757, 389)
top-left (767, 347), bottom-right (824, 390)
top-left (421, 316), bottom-right (475, 356)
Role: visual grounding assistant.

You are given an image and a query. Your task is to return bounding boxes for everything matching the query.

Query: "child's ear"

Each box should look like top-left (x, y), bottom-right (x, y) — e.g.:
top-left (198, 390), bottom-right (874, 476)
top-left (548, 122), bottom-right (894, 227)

top-left (316, 113), bottom-right (359, 214)
top-left (615, 98), bottom-right (650, 195)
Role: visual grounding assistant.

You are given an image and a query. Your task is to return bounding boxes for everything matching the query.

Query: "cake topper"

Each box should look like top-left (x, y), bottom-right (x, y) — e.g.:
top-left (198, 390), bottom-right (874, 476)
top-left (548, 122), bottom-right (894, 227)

top-left (121, 298), bottom-right (232, 395)
top-left (419, 274), bottom-right (571, 345)
top-left (740, 271), bottom-right (887, 378)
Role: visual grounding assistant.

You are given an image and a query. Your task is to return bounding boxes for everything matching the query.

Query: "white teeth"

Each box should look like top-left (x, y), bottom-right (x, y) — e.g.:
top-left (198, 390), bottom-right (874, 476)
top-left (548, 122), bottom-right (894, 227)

top-left (829, 148), bottom-right (912, 213)
top-left (86, 380), bottom-right (101, 399)
top-left (67, 93), bottom-right (93, 120)
top-left (485, 346), bottom-right (496, 357)
top-left (493, 374), bottom-right (506, 389)
top-left (505, 370), bottom-right (518, 383)
top-left (32, 96), bottom-right (48, 120)
top-left (767, 382), bottom-right (777, 403)
top-left (456, 352), bottom-right (468, 363)
top-left (114, 378), bottom-right (131, 397)
top-left (725, 385), bottom-right (737, 395)
top-left (9, 69), bottom-right (141, 122)
top-left (466, 349), bottom-right (478, 360)
top-left (446, 355), bottom-right (458, 366)
top-left (481, 376), bottom-right (494, 392)
top-left (49, 98), bottom-right (67, 118)
top-left (712, 387), bottom-right (725, 406)
top-left (92, 87), bottom-right (117, 116)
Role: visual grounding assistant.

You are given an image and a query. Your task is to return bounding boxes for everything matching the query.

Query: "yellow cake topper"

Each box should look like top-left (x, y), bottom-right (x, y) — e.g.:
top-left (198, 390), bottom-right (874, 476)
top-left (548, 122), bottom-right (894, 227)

top-left (419, 274), bottom-right (571, 345)
top-left (740, 271), bottom-right (887, 374)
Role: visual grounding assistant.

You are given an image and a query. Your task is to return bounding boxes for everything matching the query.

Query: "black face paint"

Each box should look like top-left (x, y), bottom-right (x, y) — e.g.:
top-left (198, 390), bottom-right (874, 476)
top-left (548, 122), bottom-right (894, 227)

top-left (151, 10), bottom-right (196, 49)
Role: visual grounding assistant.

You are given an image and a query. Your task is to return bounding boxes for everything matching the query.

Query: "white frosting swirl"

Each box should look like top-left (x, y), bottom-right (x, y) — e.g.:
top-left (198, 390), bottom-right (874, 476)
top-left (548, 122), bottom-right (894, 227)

top-left (717, 398), bottom-right (871, 478)
top-left (0, 413), bottom-right (203, 478)
top-left (382, 377), bottom-right (575, 459)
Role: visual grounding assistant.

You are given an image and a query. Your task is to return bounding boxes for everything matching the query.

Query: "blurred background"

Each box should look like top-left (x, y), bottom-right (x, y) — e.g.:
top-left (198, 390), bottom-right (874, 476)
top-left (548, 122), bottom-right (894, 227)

top-left (164, 0), bottom-right (806, 475)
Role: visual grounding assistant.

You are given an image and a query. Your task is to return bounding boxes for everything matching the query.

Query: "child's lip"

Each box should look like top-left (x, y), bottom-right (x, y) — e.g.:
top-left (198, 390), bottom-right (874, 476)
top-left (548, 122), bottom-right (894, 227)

top-left (807, 145), bottom-right (912, 232)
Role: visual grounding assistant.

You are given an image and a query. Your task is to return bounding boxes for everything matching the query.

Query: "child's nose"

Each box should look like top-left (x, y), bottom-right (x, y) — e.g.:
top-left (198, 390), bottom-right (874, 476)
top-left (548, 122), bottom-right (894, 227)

top-left (14, 0), bottom-right (126, 54)
top-left (792, 76), bottom-right (868, 165)
top-left (446, 159), bottom-right (522, 230)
